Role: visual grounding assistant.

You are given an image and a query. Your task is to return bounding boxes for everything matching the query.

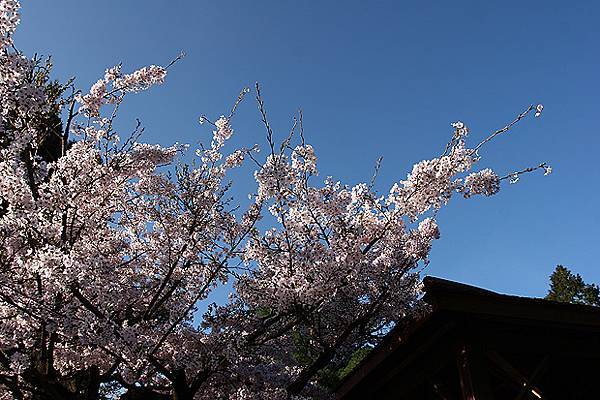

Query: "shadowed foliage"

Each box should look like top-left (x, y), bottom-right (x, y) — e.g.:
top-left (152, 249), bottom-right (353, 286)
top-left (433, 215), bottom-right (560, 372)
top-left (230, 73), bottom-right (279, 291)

top-left (546, 265), bottom-right (600, 306)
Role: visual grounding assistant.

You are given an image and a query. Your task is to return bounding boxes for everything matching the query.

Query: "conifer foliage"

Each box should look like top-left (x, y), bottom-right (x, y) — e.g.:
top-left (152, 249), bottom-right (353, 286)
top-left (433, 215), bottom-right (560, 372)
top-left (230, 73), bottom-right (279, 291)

top-left (546, 265), bottom-right (600, 306)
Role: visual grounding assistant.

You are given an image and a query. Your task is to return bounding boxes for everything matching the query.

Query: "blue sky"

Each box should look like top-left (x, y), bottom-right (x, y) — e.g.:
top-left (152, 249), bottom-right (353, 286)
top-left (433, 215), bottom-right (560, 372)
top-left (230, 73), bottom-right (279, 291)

top-left (14, 1), bottom-right (599, 298)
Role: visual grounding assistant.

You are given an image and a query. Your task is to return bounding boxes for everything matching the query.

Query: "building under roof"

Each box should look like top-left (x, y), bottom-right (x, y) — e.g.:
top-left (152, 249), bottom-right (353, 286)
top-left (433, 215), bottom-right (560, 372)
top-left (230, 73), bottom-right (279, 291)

top-left (336, 276), bottom-right (600, 399)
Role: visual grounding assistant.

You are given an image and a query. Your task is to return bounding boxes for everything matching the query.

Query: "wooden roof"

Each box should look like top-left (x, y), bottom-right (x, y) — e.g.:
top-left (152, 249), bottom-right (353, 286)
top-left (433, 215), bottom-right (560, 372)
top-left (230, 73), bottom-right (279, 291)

top-left (336, 276), bottom-right (600, 399)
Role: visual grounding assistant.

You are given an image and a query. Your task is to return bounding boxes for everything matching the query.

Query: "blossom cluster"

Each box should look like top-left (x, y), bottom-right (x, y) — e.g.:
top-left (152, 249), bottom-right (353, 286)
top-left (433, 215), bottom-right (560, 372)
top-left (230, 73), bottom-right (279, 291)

top-left (75, 64), bottom-right (166, 117)
top-left (461, 168), bottom-right (500, 198)
top-left (0, 1), bottom-right (550, 399)
top-left (0, 0), bottom-right (18, 49)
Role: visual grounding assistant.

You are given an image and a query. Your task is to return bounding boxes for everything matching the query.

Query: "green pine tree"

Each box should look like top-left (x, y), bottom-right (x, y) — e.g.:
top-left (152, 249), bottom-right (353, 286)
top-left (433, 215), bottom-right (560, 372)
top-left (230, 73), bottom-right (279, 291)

top-left (546, 265), bottom-right (600, 306)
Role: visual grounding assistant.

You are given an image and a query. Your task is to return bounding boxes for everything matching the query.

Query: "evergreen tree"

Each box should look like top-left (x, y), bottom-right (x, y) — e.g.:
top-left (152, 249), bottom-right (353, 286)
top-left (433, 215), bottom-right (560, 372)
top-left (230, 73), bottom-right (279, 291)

top-left (546, 265), bottom-right (600, 306)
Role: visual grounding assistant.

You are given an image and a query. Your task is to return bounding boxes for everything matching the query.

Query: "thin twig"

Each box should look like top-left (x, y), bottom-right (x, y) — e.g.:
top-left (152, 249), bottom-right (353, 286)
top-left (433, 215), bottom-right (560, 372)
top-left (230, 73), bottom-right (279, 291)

top-left (472, 105), bottom-right (534, 154)
top-left (165, 51), bottom-right (186, 70)
top-left (280, 115), bottom-right (298, 154)
top-left (298, 109), bottom-right (305, 146)
top-left (255, 82), bottom-right (275, 157)
top-left (369, 156), bottom-right (384, 190)
top-left (500, 162), bottom-right (549, 181)
top-left (228, 87), bottom-right (250, 120)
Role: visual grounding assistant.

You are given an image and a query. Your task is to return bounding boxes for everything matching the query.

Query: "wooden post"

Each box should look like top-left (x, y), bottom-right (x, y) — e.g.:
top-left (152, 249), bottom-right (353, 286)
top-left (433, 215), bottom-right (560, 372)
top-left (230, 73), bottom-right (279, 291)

top-left (457, 344), bottom-right (494, 400)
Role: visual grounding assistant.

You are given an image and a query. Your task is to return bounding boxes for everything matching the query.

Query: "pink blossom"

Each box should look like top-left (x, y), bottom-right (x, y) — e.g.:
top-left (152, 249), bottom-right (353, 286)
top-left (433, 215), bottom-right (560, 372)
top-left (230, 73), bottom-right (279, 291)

top-left (0, 4), bottom-right (548, 398)
top-left (462, 168), bottom-right (500, 198)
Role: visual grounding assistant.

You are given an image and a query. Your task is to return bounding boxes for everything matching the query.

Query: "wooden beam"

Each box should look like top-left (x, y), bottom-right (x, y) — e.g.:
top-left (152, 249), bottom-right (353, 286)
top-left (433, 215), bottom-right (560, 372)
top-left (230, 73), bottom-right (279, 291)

top-left (430, 380), bottom-right (450, 400)
top-left (365, 321), bottom-right (456, 392)
top-left (486, 351), bottom-right (546, 400)
top-left (457, 344), bottom-right (494, 400)
top-left (514, 355), bottom-right (549, 400)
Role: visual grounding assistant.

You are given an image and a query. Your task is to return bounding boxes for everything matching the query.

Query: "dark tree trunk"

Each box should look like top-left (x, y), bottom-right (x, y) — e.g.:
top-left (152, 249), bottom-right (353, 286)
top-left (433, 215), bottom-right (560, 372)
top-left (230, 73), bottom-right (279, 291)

top-left (120, 387), bottom-right (171, 400)
top-left (172, 369), bottom-right (193, 400)
top-left (22, 364), bottom-right (102, 400)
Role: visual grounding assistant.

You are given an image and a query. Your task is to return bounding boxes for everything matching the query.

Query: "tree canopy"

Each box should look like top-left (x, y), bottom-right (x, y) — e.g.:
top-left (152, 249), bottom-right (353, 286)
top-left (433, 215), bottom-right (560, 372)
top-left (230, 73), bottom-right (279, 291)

top-left (0, 1), bottom-right (550, 399)
top-left (546, 265), bottom-right (600, 306)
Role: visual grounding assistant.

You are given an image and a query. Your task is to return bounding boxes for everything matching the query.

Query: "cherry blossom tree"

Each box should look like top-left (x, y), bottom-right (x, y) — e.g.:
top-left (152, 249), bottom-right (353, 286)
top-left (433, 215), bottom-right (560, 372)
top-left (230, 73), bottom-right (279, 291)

top-left (0, 2), bottom-right (550, 399)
